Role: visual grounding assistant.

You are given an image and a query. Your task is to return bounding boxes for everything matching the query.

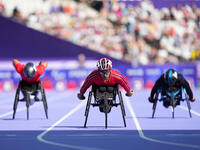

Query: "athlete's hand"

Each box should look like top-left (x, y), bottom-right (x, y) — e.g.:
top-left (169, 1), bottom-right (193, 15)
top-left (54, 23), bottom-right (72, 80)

top-left (190, 97), bottom-right (195, 102)
top-left (77, 93), bottom-right (85, 100)
top-left (148, 97), bottom-right (155, 103)
top-left (13, 59), bottom-right (20, 66)
top-left (40, 61), bottom-right (48, 68)
top-left (126, 91), bottom-right (134, 97)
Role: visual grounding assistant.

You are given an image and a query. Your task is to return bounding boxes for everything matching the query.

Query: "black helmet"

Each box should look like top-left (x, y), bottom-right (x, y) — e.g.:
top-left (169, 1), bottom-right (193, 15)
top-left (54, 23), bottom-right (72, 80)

top-left (164, 69), bottom-right (178, 86)
top-left (23, 62), bottom-right (36, 78)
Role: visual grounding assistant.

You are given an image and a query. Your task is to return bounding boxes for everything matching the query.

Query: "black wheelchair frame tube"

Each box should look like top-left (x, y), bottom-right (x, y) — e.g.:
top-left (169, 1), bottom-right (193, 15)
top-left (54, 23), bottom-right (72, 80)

top-left (171, 97), bottom-right (175, 118)
top-left (104, 97), bottom-right (108, 128)
top-left (84, 91), bottom-right (92, 128)
top-left (13, 85), bottom-right (21, 119)
top-left (24, 92), bottom-right (30, 120)
top-left (84, 91), bottom-right (92, 116)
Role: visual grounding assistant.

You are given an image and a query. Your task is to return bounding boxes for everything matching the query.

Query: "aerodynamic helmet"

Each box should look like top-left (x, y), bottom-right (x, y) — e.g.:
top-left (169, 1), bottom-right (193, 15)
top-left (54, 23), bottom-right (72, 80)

top-left (164, 69), bottom-right (178, 85)
top-left (23, 62), bottom-right (36, 78)
top-left (97, 58), bottom-right (112, 71)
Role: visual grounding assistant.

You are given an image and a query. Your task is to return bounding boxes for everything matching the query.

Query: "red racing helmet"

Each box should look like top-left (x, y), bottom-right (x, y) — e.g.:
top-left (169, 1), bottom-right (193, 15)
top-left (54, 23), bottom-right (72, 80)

top-left (97, 58), bottom-right (112, 71)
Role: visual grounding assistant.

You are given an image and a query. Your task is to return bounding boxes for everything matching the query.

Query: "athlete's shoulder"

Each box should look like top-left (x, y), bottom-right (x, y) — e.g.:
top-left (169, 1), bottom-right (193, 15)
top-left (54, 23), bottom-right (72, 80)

top-left (15, 62), bottom-right (23, 67)
top-left (87, 69), bottom-right (99, 78)
top-left (90, 69), bottom-right (99, 75)
top-left (111, 69), bottom-right (122, 75)
top-left (111, 69), bottom-right (125, 81)
top-left (15, 63), bottom-right (24, 73)
top-left (178, 73), bottom-right (183, 78)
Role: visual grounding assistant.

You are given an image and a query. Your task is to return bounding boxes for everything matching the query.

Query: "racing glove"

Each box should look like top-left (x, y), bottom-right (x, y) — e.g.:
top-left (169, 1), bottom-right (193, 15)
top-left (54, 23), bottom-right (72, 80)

top-left (125, 91), bottom-right (134, 97)
top-left (189, 97), bottom-right (195, 102)
top-left (148, 97), bottom-right (155, 103)
top-left (77, 93), bottom-right (85, 100)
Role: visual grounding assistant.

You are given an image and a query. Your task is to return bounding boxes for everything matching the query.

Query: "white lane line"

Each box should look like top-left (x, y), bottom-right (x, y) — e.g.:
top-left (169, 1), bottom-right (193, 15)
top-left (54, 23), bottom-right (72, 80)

top-left (0, 92), bottom-right (72, 118)
top-left (37, 101), bottom-right (105, 150)
top-left (178, 105), bottom-right (200, 116)
top-left (37, 101), bottom-right (85, 138)
top-left (125, 97), bottom-right (200, 149)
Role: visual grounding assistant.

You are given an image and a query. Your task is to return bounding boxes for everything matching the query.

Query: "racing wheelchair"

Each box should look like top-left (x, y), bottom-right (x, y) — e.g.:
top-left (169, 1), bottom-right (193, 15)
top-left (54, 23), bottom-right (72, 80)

top-left (152, 87), bottom-right (192, 118)
top-left (13, 80), bottom-right (48, 120)
top-left (84, 84), bottom-right (126, 128)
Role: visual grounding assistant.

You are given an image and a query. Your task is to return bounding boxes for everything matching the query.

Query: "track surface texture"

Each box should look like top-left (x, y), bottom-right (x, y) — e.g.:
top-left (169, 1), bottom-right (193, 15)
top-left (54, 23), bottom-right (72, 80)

top-left (0, 89), bottom-right (200, 150)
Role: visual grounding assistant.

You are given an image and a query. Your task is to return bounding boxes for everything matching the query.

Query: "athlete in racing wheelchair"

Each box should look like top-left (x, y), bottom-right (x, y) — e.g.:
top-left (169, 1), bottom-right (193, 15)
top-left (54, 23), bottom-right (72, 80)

top-left (148, 69), bottom-right (195, 118)
top-left (77, 58), bottom-right (133, 128)
top-left (84, 84), bottom-right (126, 128)
top-left (12, 59), bottom-right (48, 120)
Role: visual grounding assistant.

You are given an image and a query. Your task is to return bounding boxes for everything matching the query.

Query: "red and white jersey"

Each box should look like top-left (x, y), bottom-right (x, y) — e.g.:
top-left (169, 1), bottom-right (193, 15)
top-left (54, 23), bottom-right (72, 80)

top-left (80, 69), bottom-right (131, 94)
top-left (14, 63), bottom-right (46, 83)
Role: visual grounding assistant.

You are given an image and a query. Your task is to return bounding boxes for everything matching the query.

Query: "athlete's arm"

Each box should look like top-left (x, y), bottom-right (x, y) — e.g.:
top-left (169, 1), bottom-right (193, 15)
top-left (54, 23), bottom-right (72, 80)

top-left (12, 59), bottom-right (23, 73)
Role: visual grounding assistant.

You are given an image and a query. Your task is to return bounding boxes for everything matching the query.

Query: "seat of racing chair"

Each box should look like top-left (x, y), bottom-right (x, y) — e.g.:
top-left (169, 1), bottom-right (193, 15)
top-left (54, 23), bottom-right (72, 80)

top-left (160, 87), bottom-right (183, 106)
top-left (92, 84), bottom-right (118, 106)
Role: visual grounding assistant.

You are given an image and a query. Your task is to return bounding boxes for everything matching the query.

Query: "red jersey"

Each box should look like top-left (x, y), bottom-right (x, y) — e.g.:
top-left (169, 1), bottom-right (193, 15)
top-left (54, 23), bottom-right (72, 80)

top-left (15, 63), bottom-right (46, 83)
top-left (80, 69), bottom-right (131, 94)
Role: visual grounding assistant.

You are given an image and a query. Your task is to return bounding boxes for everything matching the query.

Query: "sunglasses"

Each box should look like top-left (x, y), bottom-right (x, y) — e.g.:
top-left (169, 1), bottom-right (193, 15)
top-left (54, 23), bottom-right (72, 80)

top-left (99, 71), bottom-right (110, 75)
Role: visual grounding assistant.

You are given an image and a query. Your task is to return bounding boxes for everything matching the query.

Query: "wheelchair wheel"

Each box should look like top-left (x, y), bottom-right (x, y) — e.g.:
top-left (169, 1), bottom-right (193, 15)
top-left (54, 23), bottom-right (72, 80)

top-left (41, 86), bottom-right (48, 119)
top-left (152, 92), bottom-right (159, 118)
top-left (13, 85), bottom-right (21, 119)
top-left (152, 100), bottom-right (158, 118)
top-left (118, 90), bottom-right (126, 127)
top-left (186, 97), bottom-right (192, 118)
top-left (84, 91), bottom-right (92, 128)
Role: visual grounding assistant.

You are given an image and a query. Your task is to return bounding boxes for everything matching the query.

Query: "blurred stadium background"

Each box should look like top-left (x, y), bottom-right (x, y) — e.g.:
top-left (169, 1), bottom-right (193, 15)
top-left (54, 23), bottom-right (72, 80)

top-left (0, 1), bottom-right (200, 150)
top-left (0, 0), bottom-right (199, 91)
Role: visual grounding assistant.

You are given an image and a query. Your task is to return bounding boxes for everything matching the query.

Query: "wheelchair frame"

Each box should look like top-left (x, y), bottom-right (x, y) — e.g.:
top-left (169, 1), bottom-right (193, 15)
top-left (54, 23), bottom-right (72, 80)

top-left (152, 88), bottom-right (192, 118)
top-left (13, 80), bottom-right (48, 120)
top-left (84, 84), bottom-right (126, 128)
